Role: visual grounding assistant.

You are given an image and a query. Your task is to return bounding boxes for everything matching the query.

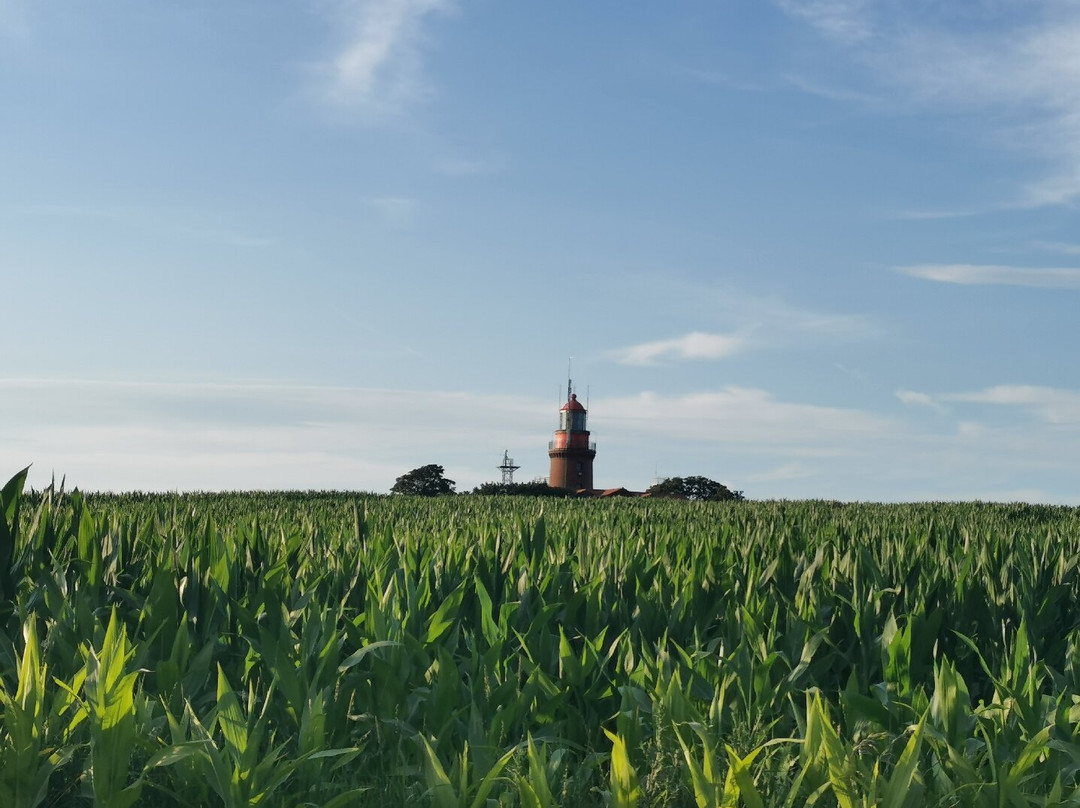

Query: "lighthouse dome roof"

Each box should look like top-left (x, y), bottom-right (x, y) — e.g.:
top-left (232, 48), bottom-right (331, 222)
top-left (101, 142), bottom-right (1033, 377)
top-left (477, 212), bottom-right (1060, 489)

top-left (561, 393), bottom-right (586, 412)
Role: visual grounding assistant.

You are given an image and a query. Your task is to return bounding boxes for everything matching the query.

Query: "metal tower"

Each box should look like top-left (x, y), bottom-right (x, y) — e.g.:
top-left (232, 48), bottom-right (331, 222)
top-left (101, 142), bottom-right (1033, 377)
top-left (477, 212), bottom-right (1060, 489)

top-left (498, 450), bottom-right (520, 485)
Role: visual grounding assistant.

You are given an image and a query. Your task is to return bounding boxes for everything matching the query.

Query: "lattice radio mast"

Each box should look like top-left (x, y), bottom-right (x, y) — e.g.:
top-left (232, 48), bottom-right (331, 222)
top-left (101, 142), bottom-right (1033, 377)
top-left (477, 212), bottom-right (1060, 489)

top-left (498, 450), bottom-right (520, 485)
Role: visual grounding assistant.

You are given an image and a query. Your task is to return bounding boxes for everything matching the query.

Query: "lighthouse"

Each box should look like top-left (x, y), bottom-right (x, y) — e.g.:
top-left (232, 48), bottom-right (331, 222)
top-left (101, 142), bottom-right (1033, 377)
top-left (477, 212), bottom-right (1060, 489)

top-left (548, 382), bottom-right (596, 492)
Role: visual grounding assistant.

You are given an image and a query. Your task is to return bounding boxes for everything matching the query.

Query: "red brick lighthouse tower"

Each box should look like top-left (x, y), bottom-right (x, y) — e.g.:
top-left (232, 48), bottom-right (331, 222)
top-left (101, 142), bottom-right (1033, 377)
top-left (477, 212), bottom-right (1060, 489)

top-left (548, 380), bottom-right (596, 492)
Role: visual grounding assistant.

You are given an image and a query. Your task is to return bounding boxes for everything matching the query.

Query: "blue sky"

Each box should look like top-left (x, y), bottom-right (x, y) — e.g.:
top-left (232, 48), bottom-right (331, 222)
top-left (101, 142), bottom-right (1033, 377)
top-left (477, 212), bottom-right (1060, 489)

top-left (4, 0), bottom-right (1080, 501)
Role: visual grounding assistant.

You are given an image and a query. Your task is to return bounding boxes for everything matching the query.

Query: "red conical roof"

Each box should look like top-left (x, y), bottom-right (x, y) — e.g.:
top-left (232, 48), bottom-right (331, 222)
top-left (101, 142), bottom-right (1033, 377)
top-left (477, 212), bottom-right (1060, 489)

top-left (561, 393), bottom-right (586, 412)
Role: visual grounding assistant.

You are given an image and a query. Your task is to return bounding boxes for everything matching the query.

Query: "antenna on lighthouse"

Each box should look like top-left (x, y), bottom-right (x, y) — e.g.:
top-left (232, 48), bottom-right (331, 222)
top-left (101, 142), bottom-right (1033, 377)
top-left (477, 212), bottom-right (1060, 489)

top-left (498, 450), bottom-right (520, 485)
top-left (567, 356), bottom-right (574, 401)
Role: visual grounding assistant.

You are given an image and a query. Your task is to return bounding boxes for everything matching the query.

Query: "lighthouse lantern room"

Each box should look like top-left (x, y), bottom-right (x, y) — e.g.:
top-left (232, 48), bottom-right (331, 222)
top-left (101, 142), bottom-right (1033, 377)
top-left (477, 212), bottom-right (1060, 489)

top-left (548, 382), bottom-right (596, 492)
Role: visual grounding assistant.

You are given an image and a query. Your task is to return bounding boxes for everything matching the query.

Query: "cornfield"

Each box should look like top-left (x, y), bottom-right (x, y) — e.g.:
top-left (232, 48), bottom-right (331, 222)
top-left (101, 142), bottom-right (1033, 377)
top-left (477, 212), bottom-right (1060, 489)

top-left (3, 466), bottom-right (1080, 806)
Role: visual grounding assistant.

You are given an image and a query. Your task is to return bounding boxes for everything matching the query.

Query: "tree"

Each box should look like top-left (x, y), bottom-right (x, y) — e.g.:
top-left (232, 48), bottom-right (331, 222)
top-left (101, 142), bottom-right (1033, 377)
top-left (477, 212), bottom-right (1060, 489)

top-left (646, 476), bottom-right (744, 502)
top-left (390, 464), bottom-right (456, 496)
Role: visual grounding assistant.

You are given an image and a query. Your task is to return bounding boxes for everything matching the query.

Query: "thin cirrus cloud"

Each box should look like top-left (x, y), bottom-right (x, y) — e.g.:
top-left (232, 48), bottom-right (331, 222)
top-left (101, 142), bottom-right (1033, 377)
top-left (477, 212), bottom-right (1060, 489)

top-left (1034, 241), bottom-right (1080, 256)
top-left (7, 378), bottom-right (1080, 501)
top-left (895, 390), bottom-right (947, 413)
top-left (0, 378), bottom-right (895, 493)
top-left (944, 385), bottom-right (1080, 426)
top-left (609, 292), bottom-right (874, 367)
top-left (897, 264), bottom-right (1080, 289)
top-left (613, 331), bottom-right (745, 366)
top-left (316, 0), bottom-right (452, 117)
top-left (775, 2), bottom-right (1080, 207)
top-left (773, 0), bottom-right (871, 44)
top-left (596, 387), bottom-right (895, 446)
top-left (896, 384), bottom-right (1080, 426)
top-left (0, 378), bottom-right (550, 492)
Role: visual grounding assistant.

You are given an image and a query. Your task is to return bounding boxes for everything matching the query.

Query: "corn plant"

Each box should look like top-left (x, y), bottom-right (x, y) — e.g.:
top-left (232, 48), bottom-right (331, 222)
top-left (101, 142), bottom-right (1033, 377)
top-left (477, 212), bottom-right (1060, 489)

top-left (4, 471), bottom-right (1080, 805)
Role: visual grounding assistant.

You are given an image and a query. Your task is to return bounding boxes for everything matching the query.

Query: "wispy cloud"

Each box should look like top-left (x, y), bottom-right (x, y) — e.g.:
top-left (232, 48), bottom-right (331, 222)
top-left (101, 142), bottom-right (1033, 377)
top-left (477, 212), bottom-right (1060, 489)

top-left (897, 264), bottom-right (1080, 289)
top-left (606, 282), bottom-right (877, 368)
top-left (316, 0), bottom-right (452, 119)
top-left (896, 390), bottom-right (947, 413)
top-left (896, 384), bottom-right (1080, 427)
top-left (681, 64), bottom-right (878, 103)
top-left (613, 332), bottom-right (745, 366)
top-left (710, 287), bottom-right (876, 340)
top-left (774, 0), bottom-right (871, 44)
top-left (944, 385), bottom-right (1080, 426)
top-left (780, 72), bottom-right (878, 104)
top-left (595, 386), bottom-right (1080, 502)
top-left (775, 2), bottom-right (1080, 206)
top-left (596, 387), bottom-right (894, 445)
top-left (8, 378), bottom-right (1080, 502)
top-left (889, 208), bottom-right (982, 221)
top-left (1034, 241), bottom-right (1080, 256)
top-left (0, 378), bottom-right (548, 492)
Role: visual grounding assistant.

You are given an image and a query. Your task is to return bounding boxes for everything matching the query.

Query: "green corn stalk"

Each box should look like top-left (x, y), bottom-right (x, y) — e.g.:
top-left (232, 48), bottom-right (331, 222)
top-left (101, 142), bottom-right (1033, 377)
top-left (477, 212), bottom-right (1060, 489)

top-left (674, 722), bottom-right (723, 808)
top-left (9, 482), bottom-right (1080, 805)
top-left (0, 466), bottom-right (29, 602)
top-left (675, 718), bottom-right (797, 808)
top-left (872, 714), bottom-right (926, 808)
top-left (801, 691), bottom-right (861, 808)
top-left (0, 619), bottom-right (75, 808)
top-left (516, 734), bottom-right (561, 808)
top-left (604, 729), bottom-right (641, 808)
top-left (80, 608), bottom-right (145, 808)
top-left (418, 735), bottom-right (517, 808)
top-left (157, 664), bottom-right (358, 808)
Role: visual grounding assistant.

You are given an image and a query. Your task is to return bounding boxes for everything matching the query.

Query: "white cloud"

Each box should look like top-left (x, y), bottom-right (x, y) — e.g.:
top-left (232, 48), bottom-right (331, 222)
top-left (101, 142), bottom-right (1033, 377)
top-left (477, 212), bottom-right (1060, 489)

top-left (944, 385), bottom-right (1080, 425)
top-left (781, 72), bottom-right (878, 104)
top-left (607, 278), bottom-right (877, 349)
top-left (774, 0), bottom-right (871, 44)
top-left (0, 379), bottom-right (548, 492)
top-left (0, 379), bottom-right (899, 495)
top-left (607, 285), bottom-right (876, 367)
top-left (317, 0), bottom-right (451, 118)
top-left (890, 208), bottom-right (981, 221)
top-left (895, 384), bottom-right (1080, 426)
top-left (595, 387), bottom-right (894, 445)
top-left (8, 378), bottom-right (1080, 503)
top-left (613, 332), bottom-right (745, 365)
top-left (896, 390), bottom-right (946, 413)
top-left (1034, 241), bottom-right (1080, 256)
top-left (955, 421), bottom-right (984, 440)
top-left (709, 287), bottom-right (876, 340)
top-left (897, 264), bottom-right (1080, 289)
top-left (776, 2), bottom-right (1080, 206)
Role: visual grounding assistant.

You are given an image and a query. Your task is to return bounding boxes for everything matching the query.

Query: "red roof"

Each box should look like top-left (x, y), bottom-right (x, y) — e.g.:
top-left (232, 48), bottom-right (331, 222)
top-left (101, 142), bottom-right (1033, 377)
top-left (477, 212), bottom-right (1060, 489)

top-left (560, 393), bottom-right (586, 412)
